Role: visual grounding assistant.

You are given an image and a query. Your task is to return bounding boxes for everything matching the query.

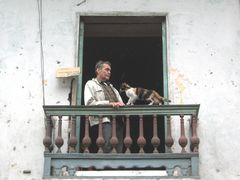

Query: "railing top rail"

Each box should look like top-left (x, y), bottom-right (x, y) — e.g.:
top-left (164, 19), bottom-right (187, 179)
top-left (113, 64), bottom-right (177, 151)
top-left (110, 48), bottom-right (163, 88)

top-left (43, 104), bottom-right (200, 117)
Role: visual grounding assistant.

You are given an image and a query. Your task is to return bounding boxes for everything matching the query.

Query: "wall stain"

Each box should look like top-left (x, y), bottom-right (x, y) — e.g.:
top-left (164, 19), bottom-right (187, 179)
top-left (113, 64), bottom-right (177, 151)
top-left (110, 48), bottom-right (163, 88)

top-left (43, 80), bottom-right (48, 86)
top-left (231, 81), bottom-right (237, 87)
top-left (76, 0), bottom-right (86, 6)
top-left (11, 163), bottom-right (17, 167)
top-left (170, 68), bottom-right (192, 103)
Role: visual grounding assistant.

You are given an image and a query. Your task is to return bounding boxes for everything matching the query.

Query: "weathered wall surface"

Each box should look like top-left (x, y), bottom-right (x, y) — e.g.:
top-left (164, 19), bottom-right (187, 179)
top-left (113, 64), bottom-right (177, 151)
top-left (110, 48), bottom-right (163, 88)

top-left (0, 0), bottom-right (240, 180)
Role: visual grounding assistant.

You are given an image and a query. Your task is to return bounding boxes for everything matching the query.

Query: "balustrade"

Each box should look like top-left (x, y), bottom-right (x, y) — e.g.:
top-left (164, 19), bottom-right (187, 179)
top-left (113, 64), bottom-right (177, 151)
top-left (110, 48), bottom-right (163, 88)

top-left (43, 104), bottom-right (200, 178)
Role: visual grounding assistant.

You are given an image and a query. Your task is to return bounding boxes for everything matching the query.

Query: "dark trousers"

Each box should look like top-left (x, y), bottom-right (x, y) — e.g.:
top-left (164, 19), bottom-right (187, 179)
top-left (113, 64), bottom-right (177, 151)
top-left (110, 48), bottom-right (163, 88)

top-left (89, 120), bottom-right (124, 153)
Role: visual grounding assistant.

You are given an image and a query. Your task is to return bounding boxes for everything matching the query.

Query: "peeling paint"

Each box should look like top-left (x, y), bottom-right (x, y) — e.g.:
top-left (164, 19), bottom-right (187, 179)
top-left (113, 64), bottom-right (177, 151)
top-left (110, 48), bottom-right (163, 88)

top-left (170, 68), bottom-right (192, 103)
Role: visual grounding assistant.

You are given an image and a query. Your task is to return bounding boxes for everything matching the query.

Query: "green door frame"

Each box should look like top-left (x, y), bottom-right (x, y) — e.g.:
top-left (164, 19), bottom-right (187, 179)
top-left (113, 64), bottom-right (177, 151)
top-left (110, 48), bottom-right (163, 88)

top-left (161, 19), bottom-right (169, 152)
top-left (75, 20), bottom-right (84, 152)
top-left (76, 15), bottom-right (169, 152)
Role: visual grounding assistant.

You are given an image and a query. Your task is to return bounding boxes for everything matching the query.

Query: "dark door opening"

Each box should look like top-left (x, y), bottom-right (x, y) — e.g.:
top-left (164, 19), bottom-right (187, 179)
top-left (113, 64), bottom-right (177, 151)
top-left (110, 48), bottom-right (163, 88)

top-left (81, 36), bottom-right (165, 153)
top-left (78, 16), bottom-right (166, 153)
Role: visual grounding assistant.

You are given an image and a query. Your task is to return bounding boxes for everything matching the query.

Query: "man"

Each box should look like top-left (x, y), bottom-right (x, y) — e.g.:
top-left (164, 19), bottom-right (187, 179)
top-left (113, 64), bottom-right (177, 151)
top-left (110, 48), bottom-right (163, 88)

top-left (84, 60), bottom-right (124, 153)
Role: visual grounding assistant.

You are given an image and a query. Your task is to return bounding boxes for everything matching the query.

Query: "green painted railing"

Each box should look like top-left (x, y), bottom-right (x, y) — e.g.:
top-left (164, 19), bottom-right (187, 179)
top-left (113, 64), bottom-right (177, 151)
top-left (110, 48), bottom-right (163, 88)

top-left (43, 104), bottom-right (199, 116)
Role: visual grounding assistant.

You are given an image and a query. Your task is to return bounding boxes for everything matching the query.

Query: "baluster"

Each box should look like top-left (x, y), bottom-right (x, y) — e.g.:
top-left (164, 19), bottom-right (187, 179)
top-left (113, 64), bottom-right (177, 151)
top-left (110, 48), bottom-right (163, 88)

top-left (82, 115), bottom-right (91, 153)
top-left (165, 116), bottom-right (174, 152)
top-left (151, 114), bottom-right (160, 153)
top-left (68, 116), bottom-right (77, 153)
top-left (96, 116), bottom-right (105, 153)
top-left (190, 115), bottom-right (200, 152)
top-left (137, 115), bottom-right (146, 153)
top-left (124, 115), bottom-right (132, 153)
top-left (43, 116), bottom-right (52, 153)
top-left (110, 116), bottom-right (118, 153)
top-left (55, 116), bottom-right (64, 153)
top-left (178, 115), bottom-right (188, 153)
top-left (67, 116), bottom-right (71, 153)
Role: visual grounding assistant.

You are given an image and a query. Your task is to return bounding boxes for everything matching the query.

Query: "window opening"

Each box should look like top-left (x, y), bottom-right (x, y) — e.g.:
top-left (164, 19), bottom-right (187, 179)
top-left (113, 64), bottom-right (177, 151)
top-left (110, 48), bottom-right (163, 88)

top-left (80, 16), bottom-right (166, 153)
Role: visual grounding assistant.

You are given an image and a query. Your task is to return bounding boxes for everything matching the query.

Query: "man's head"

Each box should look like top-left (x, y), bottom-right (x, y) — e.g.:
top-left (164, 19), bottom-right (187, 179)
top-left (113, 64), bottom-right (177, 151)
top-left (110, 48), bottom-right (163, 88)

top-left (95, 60), bottom-right (111, 82)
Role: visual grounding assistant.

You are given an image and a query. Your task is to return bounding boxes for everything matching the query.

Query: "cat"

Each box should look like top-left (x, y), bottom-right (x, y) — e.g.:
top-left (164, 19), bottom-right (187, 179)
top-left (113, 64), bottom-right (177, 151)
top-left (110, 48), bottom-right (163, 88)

top-left (120, 82), bottom-right (171, 105)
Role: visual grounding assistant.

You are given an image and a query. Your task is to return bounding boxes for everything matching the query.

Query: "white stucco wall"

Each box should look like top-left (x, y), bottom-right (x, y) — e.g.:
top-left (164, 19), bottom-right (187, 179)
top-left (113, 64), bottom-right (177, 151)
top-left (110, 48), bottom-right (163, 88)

top-left (1, 0), bottom-right (240, 180)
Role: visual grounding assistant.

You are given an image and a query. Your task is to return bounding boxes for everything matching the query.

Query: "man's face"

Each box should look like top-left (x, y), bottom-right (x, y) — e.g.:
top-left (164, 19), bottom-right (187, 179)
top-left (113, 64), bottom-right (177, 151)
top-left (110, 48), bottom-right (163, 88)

top-left (97, 63), bottom-right (111, 81)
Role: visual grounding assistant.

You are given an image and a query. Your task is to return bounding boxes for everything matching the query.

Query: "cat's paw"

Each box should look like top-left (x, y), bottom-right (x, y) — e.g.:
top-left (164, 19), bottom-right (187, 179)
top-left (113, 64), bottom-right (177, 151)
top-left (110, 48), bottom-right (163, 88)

top-left (126, 102), bottom-right (133, 105)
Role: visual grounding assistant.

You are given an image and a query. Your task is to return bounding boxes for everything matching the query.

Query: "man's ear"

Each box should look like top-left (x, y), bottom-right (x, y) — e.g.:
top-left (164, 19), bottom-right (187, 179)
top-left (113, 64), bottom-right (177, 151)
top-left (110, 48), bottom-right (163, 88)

top-left (96, 68), bottom-right (100, 75)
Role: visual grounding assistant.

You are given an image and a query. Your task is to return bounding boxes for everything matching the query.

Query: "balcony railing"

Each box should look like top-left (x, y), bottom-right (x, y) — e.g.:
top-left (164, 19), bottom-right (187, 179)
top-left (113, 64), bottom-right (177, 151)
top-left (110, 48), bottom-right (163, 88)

top-left (43, 104), bottom-right (200, 178)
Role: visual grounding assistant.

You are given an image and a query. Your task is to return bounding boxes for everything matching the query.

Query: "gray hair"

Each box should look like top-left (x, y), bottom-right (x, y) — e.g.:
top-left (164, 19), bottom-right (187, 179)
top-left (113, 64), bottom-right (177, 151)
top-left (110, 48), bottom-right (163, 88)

top-left (95, 60), bottom-right (111, 71)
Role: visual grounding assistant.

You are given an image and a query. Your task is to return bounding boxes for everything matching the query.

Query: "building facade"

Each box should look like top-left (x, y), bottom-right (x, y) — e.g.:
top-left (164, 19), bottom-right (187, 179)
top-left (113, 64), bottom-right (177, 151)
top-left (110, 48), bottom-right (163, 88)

top-left (1, 0), bottom-right (240, 180)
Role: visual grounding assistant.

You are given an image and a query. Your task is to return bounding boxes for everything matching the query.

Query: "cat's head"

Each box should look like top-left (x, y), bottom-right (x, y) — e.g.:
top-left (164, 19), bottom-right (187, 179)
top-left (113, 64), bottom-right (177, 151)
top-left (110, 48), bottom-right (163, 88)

top-left (120, 82), bottom-right (131, 92)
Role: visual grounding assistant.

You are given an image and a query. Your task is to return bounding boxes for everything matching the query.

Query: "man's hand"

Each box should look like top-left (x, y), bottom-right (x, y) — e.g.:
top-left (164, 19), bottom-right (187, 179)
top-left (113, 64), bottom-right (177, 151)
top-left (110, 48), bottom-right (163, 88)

top-left (110, 102), bottom-right (125, 107)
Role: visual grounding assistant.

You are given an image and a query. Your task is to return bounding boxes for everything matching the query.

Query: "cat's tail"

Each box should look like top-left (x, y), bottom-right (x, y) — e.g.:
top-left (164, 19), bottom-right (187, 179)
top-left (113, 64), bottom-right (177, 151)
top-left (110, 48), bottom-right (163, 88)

top-left (153, 91), bottom-right (171, 104)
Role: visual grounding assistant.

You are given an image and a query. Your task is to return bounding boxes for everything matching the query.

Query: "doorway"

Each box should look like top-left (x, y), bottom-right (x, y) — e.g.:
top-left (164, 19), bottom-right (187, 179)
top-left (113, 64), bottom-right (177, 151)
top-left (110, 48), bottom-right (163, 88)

top-left (80, 16), bottom-right (166, 153)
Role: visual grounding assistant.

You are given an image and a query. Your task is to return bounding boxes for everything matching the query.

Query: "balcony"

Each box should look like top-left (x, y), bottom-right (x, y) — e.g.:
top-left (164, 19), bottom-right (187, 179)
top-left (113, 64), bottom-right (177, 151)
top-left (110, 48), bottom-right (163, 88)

top-left (43, 104), bottom-right (200, 178)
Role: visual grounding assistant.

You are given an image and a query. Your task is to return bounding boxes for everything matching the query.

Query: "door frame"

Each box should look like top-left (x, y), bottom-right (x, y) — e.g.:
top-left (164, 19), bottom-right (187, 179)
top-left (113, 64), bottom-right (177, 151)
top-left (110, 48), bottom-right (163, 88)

top-left (75, 12), bottom-right (169, 153)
